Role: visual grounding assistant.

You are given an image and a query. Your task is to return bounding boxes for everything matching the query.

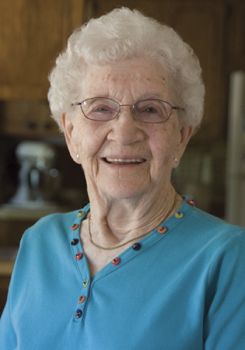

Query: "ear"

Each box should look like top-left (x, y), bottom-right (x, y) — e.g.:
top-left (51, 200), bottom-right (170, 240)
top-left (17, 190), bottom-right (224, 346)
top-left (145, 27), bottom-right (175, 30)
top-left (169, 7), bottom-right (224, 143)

top-left (180, 125), bottom-right (193, 147)
top-left (61, 113), bottom-right (80, 164)
top-left (173, 125), bottom-right (193, 168)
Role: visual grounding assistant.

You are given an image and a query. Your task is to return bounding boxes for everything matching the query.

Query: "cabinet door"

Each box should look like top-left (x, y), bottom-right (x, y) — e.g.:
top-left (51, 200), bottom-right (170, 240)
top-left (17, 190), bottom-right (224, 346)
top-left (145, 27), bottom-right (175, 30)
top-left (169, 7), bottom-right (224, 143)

top-left (165, 1), bottom-right (226, 144)
top-left (227, 0), bottom-right (245, 71)
top-left (0, 100), bottom-right (58, 137)
top-left (92, 0), bottom-right (226, 143)
top-left (0, 0), bottom-right (85, 100)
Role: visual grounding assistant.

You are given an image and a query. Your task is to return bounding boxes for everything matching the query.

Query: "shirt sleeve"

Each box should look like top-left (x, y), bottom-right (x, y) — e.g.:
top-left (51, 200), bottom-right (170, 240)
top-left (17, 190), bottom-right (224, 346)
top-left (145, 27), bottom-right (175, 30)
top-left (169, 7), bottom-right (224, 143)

top-left (0, 297), bottom-right (17, 349)
top-left (204, 230), bottom-right (245, 349)
top-left (0, 235), bottom-right (26, 349)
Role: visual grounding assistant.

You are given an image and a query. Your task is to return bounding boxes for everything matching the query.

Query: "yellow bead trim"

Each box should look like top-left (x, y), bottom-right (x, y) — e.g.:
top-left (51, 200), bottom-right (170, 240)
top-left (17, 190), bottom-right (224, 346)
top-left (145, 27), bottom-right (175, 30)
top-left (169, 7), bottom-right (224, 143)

top-left (175, 212), bottom-right (184, 219)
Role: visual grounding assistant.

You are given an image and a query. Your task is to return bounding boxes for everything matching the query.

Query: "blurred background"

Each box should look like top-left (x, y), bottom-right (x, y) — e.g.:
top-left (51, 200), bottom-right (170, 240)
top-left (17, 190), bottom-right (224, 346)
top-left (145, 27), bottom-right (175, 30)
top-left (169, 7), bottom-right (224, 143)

top-left (0, 0), bottom-right (244, 311)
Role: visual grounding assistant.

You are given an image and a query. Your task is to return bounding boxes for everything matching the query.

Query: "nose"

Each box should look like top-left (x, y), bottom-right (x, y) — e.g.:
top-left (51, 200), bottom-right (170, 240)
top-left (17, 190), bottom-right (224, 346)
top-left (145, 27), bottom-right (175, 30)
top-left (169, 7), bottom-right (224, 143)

top-left (107, 106), bottom-right (145, 145)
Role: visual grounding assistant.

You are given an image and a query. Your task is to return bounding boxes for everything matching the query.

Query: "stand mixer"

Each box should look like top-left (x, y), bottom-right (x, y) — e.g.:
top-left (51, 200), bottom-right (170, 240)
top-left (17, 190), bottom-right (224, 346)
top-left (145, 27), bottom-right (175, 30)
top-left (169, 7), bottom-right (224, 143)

top-left (10, 141), bottom-right (60, 208)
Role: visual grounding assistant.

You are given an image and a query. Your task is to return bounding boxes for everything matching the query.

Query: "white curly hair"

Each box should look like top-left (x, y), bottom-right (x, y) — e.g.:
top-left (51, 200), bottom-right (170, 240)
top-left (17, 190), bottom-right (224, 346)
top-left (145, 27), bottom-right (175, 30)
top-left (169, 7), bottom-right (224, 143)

top-left (48, 7), bottom-right (205, 130)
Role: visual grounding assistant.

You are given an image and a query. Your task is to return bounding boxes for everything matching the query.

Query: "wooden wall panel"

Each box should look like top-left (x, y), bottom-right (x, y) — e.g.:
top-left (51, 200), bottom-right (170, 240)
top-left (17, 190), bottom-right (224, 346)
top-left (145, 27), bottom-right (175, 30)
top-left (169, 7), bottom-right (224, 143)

top-left (0, 0), bottom-right (85, 99)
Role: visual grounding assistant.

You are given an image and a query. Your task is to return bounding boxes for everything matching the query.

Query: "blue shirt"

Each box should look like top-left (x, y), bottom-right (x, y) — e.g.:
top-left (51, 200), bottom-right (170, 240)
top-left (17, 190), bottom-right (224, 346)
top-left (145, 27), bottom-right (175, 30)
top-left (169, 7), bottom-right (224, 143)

top-left (0, 200), bottom-right (245, 349)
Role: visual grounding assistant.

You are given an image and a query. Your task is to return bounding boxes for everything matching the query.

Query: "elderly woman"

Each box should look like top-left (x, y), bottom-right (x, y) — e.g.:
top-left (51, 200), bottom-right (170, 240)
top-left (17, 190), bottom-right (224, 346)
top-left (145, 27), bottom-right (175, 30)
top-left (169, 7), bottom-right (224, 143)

top-left (1, 7), bottom-right (245, 350)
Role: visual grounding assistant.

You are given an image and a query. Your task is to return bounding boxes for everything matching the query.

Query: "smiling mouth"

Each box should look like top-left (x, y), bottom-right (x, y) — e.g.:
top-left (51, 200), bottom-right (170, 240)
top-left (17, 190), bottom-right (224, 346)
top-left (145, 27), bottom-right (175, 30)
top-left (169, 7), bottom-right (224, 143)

top-left (102, 157), bottom-right (146, 165)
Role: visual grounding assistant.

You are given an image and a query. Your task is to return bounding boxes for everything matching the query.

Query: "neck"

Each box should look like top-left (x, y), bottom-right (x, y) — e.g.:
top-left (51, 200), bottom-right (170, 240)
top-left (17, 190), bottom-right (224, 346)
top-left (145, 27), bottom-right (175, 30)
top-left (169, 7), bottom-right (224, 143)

top-left (87, 185), bottom-right (179, 247)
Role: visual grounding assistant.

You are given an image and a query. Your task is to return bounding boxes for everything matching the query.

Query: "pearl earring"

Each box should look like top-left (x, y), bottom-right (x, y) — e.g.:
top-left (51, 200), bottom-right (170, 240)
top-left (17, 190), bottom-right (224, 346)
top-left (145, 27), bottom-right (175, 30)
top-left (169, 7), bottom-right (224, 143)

top-left (76, 154), bottom-right (79, 159)
top-left (173, 157), bottom-right (179, 167)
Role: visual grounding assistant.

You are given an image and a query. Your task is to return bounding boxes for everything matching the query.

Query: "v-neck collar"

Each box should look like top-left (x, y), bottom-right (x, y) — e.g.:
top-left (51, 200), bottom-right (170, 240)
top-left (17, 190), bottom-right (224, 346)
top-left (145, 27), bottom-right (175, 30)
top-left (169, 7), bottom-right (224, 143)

top-left (68, 199), bottom-right (194, 283)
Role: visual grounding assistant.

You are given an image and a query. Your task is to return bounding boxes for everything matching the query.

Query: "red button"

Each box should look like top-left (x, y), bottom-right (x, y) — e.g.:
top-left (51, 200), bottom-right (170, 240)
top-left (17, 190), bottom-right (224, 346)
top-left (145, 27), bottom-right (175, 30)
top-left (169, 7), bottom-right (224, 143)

top-left (112, 257), bottom-right (121, 265)
top-left (71, 223), bottom-right (79, 230)
top-left (157, 226), bottom-right (167, 234)
top-left (75, 252), bottom-right (83, 260)
top-left (78, 295), bottom-right (86, 304)
top-left (187, 199), bottom-right (196, 206)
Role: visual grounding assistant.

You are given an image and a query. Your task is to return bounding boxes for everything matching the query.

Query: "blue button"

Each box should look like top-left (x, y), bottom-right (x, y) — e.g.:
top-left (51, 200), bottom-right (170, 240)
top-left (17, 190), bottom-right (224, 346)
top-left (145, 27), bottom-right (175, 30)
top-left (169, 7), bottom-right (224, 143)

top-left (71, 238), bottom-right (79, 245)
top-left (132, 242), bottom-right (141, 250)
top-left (75, 309), bottom-right (83, 319)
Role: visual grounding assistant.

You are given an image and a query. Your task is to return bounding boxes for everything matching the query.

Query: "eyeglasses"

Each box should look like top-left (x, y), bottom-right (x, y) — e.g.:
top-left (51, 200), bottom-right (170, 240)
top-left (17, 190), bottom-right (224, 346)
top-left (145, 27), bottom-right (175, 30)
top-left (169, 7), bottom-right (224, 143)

top-left (71, 97), bottom-right (184, 123)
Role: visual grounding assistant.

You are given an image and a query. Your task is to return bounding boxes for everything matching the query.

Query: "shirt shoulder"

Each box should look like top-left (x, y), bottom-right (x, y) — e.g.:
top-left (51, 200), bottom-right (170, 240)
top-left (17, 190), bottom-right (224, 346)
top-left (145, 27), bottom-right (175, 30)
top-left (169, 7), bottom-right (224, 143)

top-left (171, 202), bottom-right (245, 263)
top-left (22, 204), bottom-right (89, 245)
top-left (185, 204), bottom-right (245, 240)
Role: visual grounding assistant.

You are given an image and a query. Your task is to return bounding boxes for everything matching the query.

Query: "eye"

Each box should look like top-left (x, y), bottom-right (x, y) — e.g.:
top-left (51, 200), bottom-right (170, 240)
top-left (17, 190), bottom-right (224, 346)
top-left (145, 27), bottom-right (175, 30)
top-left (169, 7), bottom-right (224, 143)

top-left (91, 104), bottom-right (112, 113)
top-left (142, 105), bottom-right (159, 114)
top-left (83, 99), bottom-right (118, 121)
top-left (137, 101), bottom-right (162, 115)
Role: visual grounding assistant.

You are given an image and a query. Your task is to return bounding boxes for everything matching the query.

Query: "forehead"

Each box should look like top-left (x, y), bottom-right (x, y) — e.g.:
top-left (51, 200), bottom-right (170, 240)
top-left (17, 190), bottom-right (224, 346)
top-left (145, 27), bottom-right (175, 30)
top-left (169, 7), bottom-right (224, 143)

top-left (81, 57), bottom-right (170, 99)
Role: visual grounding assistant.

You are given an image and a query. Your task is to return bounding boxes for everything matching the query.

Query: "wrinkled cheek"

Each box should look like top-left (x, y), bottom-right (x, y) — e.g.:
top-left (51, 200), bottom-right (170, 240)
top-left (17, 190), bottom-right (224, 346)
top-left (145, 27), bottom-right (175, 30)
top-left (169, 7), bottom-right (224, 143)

top-left (150, 151), bottom-right (174, 182)
top-left (75, 142), bottom-right (96, 177)
top-left (81, 154), bottom-right (98, 177)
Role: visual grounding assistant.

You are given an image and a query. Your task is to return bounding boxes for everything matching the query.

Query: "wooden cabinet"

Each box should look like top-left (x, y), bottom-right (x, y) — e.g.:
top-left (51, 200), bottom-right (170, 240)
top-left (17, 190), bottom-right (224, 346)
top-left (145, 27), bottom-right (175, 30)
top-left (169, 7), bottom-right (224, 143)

top-left (0, 0), bottom-right (87, 137)
top-left (0, 100), bottom-right (58, 137)
top-left (0, 0), bottom-right (86, 100)
top-left (167, 1), bottom-right (226, 144)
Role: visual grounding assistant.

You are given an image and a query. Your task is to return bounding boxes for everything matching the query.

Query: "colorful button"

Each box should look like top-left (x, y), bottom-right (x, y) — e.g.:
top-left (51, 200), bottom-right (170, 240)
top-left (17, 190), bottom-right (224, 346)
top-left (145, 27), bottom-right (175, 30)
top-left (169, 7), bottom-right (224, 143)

top-left (75, 309), bottom-right (83, 319)
top-left (175, 212), bottom-right (184, 219)
top-left (77, 210), bottom-right (86, 218)
top-left (75, 252), bottom-right (83, 260)
top-left (187, 199), bottom-right (196, 206)
top-left (82, 280), bottom-right (88, 288)
top-left (112, 257), bottom-right (121, 265)
top-left (157, 226), bottom-right (168, 234)
top-left (78, 295), bottom-right (86, 304)
top-left (71, 223), bottom-right (79, 230)
top-left (71, 238), bottom-right (79, 245)
top-left (132, 242), bottom-right (141, 250)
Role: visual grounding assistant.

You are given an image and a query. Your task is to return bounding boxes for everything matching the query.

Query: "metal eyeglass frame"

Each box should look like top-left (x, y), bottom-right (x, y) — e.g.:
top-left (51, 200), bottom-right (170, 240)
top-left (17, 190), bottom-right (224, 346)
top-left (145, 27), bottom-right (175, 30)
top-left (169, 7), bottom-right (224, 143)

top-left (71, 97), bottom-right (184, 123)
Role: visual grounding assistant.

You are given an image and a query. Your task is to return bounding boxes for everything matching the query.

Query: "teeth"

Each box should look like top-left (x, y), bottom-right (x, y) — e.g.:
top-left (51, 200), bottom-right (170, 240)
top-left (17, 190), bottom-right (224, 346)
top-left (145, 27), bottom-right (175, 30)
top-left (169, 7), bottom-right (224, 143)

top-left (105, 158), bottom-right (144, 164)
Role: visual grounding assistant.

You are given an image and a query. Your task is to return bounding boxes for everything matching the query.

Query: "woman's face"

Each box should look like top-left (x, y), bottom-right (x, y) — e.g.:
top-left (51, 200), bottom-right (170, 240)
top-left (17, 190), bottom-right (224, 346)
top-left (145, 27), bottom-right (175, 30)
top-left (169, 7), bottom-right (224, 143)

top-left (62, 57), bottom-right (192, 202)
